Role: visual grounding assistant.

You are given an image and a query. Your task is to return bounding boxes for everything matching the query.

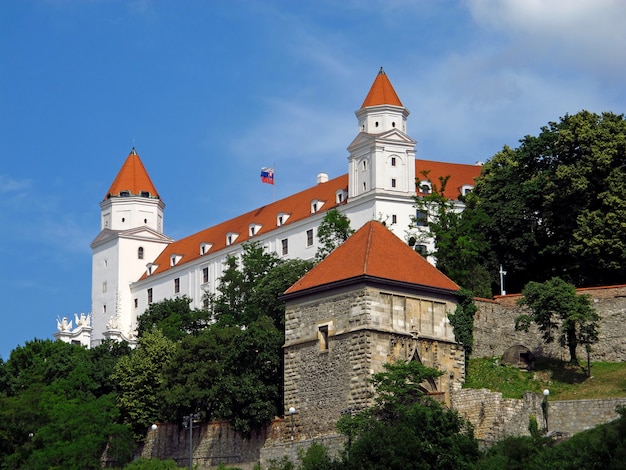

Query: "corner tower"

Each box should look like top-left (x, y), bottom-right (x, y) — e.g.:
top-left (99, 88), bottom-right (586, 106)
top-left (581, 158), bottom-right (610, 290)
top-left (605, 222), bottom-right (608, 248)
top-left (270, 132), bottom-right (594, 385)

top-left (90, 149), bottom-right (172, 347)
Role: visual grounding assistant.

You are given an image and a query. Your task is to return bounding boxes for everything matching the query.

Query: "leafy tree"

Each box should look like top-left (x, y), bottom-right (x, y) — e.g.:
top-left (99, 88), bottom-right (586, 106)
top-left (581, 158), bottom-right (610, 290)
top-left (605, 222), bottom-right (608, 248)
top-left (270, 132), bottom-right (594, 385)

top-left (0, 340), bottom-right (134, 469)
top-left (315, 208), bottom-right (354, 261)
top-left (410, 172), bottom-right (493, 298)
top-left (337, 360), bottom-right (479, 469)
top-left (448, 289), bottom-right (478, 365)
top-left (516, 277), bottom-right (600, 363)
top-left (211, 242), bottom-right (281, 326)
top-left (475, 111), bottom-right (626, 292)
top-left (112, 329), bottom-right (176, 439)
top-left (137, 295), bottom-right (209, 341)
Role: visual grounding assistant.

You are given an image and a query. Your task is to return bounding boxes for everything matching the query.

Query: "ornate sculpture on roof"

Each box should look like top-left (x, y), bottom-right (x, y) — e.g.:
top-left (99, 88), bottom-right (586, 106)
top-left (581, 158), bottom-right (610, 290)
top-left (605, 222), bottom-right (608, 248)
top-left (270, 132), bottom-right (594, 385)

top-left (74, 312), bottom-right (91, 328)
top-left (56, 316), bottom-right (73, 332)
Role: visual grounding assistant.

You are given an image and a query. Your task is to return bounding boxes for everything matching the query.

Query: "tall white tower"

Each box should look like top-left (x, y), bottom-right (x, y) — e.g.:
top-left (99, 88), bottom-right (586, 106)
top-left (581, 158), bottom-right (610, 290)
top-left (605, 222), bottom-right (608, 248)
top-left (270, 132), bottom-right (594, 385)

top-left (90, 149), bottom-right (172, 346)
top-left (346, 68), bottom-right (417, 232)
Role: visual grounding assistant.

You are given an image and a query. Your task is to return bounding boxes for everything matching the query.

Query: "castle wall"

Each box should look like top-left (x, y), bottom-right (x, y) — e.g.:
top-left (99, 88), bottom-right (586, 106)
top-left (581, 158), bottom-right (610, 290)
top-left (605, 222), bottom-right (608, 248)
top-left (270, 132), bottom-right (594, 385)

top-left (283, 284), bottom-right (464, 438)
top-left (473, 285), bottom-right (626, 362)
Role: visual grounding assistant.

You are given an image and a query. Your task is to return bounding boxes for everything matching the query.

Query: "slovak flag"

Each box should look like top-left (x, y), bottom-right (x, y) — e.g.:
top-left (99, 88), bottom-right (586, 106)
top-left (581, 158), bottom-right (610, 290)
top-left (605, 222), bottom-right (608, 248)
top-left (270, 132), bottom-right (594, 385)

top-left (260, 167), bottom-right (275, 185)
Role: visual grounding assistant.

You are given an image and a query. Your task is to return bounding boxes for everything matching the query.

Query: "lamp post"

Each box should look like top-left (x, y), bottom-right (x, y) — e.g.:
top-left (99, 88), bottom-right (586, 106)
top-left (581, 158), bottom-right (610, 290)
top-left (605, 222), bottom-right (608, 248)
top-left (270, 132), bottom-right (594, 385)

top-left (182, 413), bottom-right (200, 470)
top-left (542, 389), bottom-right (550, 433)
top-left (288, 407), bottom-right (296, 441)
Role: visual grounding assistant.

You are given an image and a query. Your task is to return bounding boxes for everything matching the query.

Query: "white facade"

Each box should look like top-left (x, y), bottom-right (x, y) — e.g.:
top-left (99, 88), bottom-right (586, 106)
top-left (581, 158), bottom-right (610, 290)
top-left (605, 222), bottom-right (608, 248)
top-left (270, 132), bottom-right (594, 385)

top-left (54, 70), bottom-right (481, 348)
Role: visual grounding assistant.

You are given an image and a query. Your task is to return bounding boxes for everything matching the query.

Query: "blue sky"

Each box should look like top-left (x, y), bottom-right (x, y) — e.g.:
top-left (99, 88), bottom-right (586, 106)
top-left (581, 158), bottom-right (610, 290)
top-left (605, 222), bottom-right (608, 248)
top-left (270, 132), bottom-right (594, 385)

top-left (1, 0), bottom-right (625, 360)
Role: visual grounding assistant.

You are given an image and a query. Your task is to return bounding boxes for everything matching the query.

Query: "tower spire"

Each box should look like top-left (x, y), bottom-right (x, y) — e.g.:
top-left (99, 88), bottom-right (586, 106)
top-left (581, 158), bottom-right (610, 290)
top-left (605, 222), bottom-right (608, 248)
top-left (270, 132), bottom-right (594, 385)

top-left (360, 67), bottom-right (403, 109)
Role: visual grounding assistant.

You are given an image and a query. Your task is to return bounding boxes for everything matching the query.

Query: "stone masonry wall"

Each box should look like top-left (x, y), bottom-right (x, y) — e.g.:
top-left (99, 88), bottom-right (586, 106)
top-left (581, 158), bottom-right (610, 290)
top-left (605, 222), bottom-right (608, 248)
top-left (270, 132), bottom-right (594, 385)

top-left (474, 285), bottom-right (626, 361)
top-left (452, 389), bottom-right (626, 444)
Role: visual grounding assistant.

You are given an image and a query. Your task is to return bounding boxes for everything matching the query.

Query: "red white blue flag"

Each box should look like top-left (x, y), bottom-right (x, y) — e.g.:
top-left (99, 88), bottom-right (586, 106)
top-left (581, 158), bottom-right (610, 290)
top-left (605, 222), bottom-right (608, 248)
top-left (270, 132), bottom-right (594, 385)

top-left (260, 167), bottom-right (274, 185)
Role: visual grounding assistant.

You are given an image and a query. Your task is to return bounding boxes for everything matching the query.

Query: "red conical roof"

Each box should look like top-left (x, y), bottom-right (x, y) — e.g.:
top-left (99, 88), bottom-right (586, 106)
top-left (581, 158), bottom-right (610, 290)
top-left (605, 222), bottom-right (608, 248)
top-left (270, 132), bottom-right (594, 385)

top-left (284, 220), bottom-right (458, 295)
top-left (360, 67), bottom-right (403, 109)
top-left (104, 148), bottom-right (159, 200)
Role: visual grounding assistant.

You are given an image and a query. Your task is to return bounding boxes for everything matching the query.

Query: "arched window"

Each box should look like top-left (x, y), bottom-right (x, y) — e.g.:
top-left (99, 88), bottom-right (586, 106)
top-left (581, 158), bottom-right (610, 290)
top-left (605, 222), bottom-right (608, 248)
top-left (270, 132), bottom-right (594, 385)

top-left (138, 247), bottom-right (144, 259)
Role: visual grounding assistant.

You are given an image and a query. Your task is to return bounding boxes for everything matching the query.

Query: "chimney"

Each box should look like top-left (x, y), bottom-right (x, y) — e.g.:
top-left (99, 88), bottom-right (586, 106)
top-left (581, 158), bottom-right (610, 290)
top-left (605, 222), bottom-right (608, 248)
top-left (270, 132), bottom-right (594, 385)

top-left (317, 173), bottom-right (329, 184)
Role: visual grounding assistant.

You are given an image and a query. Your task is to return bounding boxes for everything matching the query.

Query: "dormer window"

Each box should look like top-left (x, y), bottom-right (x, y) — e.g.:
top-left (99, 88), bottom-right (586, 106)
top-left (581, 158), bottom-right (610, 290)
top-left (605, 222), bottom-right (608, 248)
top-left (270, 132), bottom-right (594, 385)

top-left (120, 190), bottom-right (130, 197)
top-left (200, 242), bottom-right (213, 256)
top-left (277, 213), bottom-right (290, 226)
top-left (140, 191), bottom-right (150, 198)
top-left (419, 180), bottom-right (432, 194)
top-left (460, 184), bottom-right (474, 196)
top-left (311, 199), bottom-right (325, 214)
top-left (146, 263), bottom-right (158, 276)
top-left (170, 254), bottom-right (182, 267)
top-left (226, 232), bottom-right (239, 246)
top-left (336, 189), bottom-right (347, 204)
top-left (249, 224), bottom-right (262, 237)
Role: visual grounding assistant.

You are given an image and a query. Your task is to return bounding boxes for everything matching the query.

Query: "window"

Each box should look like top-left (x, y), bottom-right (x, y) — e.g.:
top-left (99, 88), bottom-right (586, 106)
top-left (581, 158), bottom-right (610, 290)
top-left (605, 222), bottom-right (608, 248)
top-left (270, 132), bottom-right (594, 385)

top-left (362, 160), bottom-right (367, 170)
top-left (103, 304), bottom-right (106, 313)
top-left (174, 278), bottom-right (180, 294)
top-left (312, 202), bottom-right (317, 212)
top-left (200, 242), bottom-right (212, 255)
top-left (415, 210), bottom-right (428, 227)
top-left (319, 325), bottom-right (329, 351)
top-left (392, 214), bottom-right (397, 224)
top-left (203, 267), bottom-right (209, 283)
top-left (391, 157), bottom-right (396, 166)
top-left (363, 182), bottom-right (367, 191)
top-left (141, 191), bottom-right (150, 198)
top-left (138, 247), bottom-right (144, 259)
top-left (391, 178), bottom-right (397, 188)
top-left (306, 229), bottom-right (314, 247)
top-left (281, 238), bottom-right (288, 256)
top-left (419, 180), bottom-right (432, 194)
top-left (134, 298), bottom-right (138, 308)
top-left (148, 288), bottom-right (153, 304)
top-left (102, 282), bottom-right (107, 293)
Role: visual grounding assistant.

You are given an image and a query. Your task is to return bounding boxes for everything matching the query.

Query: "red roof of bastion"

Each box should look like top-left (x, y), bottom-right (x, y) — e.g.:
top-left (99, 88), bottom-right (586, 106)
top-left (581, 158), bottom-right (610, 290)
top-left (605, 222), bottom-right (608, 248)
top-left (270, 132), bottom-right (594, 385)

top-left (284, 220), bottom-right (459, 295)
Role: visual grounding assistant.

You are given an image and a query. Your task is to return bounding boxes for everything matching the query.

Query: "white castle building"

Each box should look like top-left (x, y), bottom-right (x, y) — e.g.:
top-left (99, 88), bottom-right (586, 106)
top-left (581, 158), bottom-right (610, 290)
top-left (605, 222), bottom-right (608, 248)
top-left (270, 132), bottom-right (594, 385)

top-left (54, 68), bottom-right (482, 348)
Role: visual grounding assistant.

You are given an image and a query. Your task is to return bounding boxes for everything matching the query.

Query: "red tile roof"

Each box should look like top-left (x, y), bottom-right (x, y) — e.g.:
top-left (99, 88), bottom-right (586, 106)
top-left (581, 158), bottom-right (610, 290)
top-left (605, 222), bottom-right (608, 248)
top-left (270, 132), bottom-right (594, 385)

top-left (361, 67), bottom-right (403, 108)
top-left (284, 220), bottom-right (459, 295)
top-left (138, 160), bottom-right (481, 280)
top-left (416, 159), bottom-right (481, 199)
top-left (104, 148), bottom-right (160, 200)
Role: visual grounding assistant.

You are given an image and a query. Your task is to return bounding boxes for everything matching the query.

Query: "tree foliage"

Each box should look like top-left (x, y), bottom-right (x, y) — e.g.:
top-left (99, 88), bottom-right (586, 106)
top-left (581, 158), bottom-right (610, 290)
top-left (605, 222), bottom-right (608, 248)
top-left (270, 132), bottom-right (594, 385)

top-left (516, 277), bottom-right (600, 363)
top-left (315, 208), bottom-right (354, 261)
top-left (337, 360), bottom-right (479, 469)
top-left (410, 172), bottom-right (493, 298)
top-left (475, 111), bottom-right (626, 292)
top-left (136, 295), bottom-right (209, 341)
top-left (448, 289), bottom-right (478, 363)
top-left (0, 340), bottom-right (134, 469)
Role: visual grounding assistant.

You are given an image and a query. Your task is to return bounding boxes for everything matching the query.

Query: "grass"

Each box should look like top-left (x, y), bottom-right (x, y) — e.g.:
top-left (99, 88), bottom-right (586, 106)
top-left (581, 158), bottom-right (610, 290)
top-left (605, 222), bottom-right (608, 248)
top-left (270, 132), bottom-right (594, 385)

top-left (464, 357), bottom-right (626, 400)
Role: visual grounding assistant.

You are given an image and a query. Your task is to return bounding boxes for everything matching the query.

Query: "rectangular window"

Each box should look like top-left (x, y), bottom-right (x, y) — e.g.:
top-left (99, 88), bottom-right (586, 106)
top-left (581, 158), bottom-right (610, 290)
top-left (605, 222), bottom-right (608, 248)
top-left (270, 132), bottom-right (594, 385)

top-left (147, 288), bottom-right (153, 304)
top-left (102, 281), bottom-right (107, 293)
top-left (306, 229), bottom-right (314, 247)
top-left (203, 267), bottom-right (209, 283)
top-left (391, 178), bottom-right (397, 188)
top-left (415, 210), bottom-right (428, 227)
top-left (319, 325), bottom-right (329, 351)
top-left (174, 278), bottom-right (180, 294)
top-left (391, 157), bottom-right (396, 166)
top-left (134, 298), bottom-right (138, 308)
top-left (392, 214), bottom-right (397, 224)
top-left (281, 238), bottom-right (288, 256)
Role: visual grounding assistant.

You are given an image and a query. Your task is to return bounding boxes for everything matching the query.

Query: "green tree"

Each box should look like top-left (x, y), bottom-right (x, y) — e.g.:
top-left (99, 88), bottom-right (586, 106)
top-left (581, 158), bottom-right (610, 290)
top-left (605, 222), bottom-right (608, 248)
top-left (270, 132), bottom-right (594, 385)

top-left (337, 361), bottom-right (479, 469)
top-left (411, 172), bottom-right (493, 298)
top-left (137, 295), bottom-right (209, 341)
top-left (112, 329), bottom-right (176, 439)
top-left (315, 208), bottom-right (354, 261)
top-left (516, 277), bottom-right (600, 363)
top-left (475, 111), bottom-right (626, 292)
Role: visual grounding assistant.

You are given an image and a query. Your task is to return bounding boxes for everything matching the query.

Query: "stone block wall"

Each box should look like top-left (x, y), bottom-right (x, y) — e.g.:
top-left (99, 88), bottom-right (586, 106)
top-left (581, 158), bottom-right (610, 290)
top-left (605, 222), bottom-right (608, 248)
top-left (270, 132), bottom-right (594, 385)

top-left (473, 285), bottom-right (626, 362)
top-left (452, 389), bottom-right (626, 444)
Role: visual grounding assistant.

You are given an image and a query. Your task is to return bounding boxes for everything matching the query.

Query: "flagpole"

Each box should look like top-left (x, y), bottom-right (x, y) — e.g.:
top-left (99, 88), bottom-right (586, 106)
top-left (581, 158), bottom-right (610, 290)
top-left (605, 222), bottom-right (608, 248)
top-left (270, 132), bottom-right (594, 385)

top-left (273, 161), bottom-right (276, 202)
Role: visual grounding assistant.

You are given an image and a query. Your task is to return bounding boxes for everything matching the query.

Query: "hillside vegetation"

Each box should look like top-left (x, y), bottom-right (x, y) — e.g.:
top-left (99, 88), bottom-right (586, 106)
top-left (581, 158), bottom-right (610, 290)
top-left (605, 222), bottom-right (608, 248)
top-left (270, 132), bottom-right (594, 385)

top-left (465, 357), bottom-right (626, 400)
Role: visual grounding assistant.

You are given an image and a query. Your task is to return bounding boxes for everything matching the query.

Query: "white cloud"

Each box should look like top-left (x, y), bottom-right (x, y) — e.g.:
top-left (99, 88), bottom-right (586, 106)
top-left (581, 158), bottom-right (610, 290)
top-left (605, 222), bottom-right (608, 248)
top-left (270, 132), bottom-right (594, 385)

top-left (467, 0), bottom-right (626, 75)
top-left (0, 175), bottom-right (31, 194)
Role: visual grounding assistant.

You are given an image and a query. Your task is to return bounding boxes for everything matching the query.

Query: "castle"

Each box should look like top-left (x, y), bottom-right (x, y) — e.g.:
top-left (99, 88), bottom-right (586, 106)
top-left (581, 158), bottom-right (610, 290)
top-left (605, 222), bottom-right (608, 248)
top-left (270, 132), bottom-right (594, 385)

top-left (54, 68), bottom-right (481, 353)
